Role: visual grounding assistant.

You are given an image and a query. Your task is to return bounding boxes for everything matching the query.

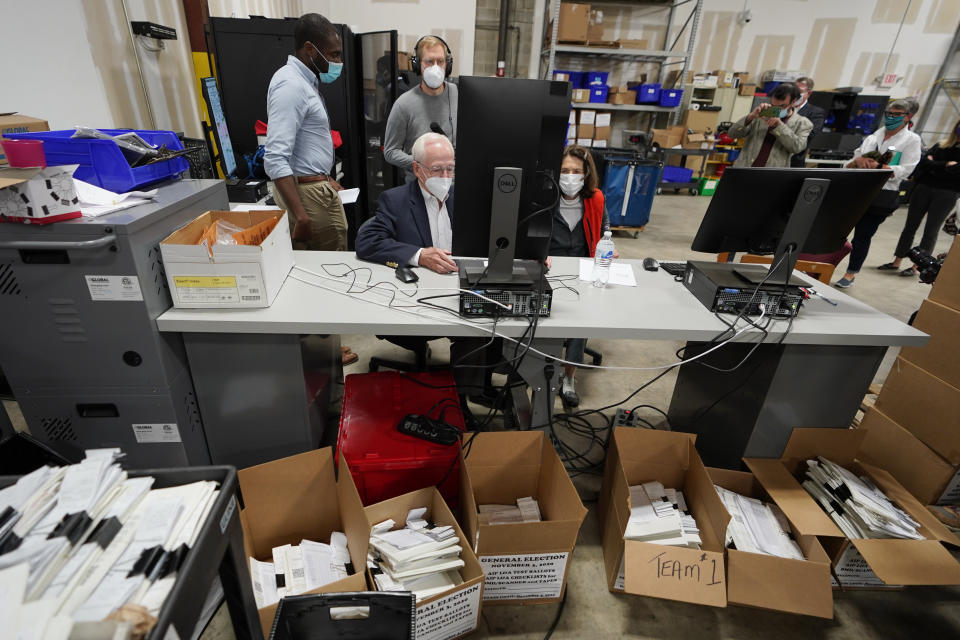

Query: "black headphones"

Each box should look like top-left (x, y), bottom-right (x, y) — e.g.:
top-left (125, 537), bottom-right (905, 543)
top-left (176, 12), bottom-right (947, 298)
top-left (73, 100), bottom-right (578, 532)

top-left (410, 35), bottom-right (453, 77)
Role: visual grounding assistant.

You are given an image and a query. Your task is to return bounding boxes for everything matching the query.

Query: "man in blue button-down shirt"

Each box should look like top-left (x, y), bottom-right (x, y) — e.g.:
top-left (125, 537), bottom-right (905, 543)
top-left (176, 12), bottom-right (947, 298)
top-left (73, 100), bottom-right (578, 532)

top-left (265, 13), bottom-right (347, 252)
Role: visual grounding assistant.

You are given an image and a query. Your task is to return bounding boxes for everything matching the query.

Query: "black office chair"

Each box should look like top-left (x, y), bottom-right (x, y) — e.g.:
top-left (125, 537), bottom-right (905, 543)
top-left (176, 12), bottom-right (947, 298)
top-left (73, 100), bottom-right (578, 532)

top-left (369, 335), bottom-right (448, 373)
top-left (583, 345), bottom-right (603, 366)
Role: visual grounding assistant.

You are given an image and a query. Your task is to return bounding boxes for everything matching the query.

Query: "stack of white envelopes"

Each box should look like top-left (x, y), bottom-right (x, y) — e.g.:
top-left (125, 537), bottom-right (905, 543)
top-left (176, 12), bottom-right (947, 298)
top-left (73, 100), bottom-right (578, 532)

top-left (249, 533), bottom-right (351, 608)
top-left (714, 485), bottom-right (805, 559)
top-left (623, 481), bottom-right (701, 548)
top-left (802, 457), bottom-right (924, 540)
top-left (369, 508), bottom-right (465, 601)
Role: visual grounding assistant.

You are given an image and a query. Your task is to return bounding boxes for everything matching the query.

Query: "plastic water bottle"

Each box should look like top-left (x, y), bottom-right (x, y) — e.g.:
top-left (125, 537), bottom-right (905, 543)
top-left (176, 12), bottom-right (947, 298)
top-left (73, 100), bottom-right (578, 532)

top-left (593, 231), bottom-right (615, 288)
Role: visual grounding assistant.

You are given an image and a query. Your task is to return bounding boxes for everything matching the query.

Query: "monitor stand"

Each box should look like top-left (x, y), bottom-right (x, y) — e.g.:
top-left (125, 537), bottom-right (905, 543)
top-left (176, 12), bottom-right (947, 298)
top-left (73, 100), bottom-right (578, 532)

top-left (459, 166), bottom-right (537, 286)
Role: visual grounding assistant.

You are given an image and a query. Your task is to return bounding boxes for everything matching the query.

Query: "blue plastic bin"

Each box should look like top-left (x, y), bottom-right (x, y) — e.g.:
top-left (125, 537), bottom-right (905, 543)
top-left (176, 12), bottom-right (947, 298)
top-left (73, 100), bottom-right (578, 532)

top-left (637, 83), bottom-right (662, 104)
top-left (4, 129), bottom-right (189, 193)
top-left (585, 71), bottom-right (609, 86)
top-left (761, 81), bottom-right (779, 95)
top-left (659, 88), bottom-right (683, 107)
top-left (602, 162), bottom-right (661, 227)
top-left (661, 166), bottom-right (693, 183)
top-left (589, 85), bottom-right (610, 103)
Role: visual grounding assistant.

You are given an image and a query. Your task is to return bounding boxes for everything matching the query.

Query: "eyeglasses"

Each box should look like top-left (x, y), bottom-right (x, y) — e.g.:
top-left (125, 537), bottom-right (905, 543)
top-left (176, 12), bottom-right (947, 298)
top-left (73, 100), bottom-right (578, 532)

top-left (422, 165), bottom-right (455, 176)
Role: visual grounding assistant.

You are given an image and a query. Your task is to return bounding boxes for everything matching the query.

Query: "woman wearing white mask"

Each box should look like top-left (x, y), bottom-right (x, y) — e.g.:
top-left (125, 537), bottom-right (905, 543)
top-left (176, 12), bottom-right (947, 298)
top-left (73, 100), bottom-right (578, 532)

top-left (551, 145), bottom-right (613, 407)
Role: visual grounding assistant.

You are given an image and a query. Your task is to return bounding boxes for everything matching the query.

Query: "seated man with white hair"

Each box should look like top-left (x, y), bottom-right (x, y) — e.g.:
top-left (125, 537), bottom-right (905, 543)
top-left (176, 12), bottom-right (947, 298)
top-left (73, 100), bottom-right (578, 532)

top-left (356, 132), bottom-right (457, 273)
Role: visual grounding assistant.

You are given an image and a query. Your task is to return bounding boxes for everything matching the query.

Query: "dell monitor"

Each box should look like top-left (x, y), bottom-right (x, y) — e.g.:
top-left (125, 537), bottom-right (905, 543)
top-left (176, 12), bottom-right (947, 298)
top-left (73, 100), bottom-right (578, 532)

top-left (452, 76), bottom-right (571, 284)
top-left (201, 77), bottom-right (237, 177)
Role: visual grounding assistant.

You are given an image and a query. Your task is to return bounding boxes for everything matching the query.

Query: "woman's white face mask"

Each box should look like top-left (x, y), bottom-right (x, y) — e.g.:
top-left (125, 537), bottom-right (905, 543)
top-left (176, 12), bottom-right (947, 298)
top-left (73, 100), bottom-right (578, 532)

top-left (559, 173), bottom-right (584, 197)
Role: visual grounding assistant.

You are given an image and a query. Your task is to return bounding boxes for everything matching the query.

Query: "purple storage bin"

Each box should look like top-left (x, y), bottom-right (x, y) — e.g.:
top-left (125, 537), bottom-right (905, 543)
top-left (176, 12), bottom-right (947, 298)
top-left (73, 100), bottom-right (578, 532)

top-left (659, 88), bottom-right (683, 107)
top-left (637, 83), bottom-right (662, 104)
top-left (589, 85), bottom-right (610, 103)
top-left (585, 71), bottom-right (609, 86)
top-left (661, 166), bottom-right (693, 183)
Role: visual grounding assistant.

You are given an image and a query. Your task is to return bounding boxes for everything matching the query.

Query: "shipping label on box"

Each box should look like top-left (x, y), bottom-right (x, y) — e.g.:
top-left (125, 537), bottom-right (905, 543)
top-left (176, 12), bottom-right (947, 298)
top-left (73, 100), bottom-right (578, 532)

top-left (579, 110), bottom-right (596, 125)
top-left (415, 581), bottom-right (482, 640)
top-left (569, 111), bottom-right (577, 124)
top-left (478, 553), bottom-right (569, 601)
top-left (833, 545), bottom-right (902, 589)
top-left (576, 138), bottom-right (593, 147)
top-left (938, 470), bottom-right (960, 505)
top-left (592, 139), bottom-right (608, 148)
top-left (595, 112), bottom-right (611, 127)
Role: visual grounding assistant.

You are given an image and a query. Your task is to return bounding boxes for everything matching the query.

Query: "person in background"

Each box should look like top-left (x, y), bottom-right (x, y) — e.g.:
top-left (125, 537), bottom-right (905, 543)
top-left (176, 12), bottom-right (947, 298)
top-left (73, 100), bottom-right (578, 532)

top-left (550, 145), bottom-right (612, 408)
top-left (834, 99), bottom-right (922, 288)
top-left (728, 83), bottom-right (813, 168)
top-left (383, 36), bottom-right (459, 183)
top-left (790, 76), bottom-right (826, 167)
top-left (877, 118), bottom-right (960, 277)
top-left (264, 12), bottom-right (356, 364)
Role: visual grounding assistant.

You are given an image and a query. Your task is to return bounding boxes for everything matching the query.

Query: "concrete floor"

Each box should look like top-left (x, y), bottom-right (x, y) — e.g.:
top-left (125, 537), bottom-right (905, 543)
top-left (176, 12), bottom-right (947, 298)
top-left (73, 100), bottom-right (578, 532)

top-left (10, 190), bottom-right (958, 638)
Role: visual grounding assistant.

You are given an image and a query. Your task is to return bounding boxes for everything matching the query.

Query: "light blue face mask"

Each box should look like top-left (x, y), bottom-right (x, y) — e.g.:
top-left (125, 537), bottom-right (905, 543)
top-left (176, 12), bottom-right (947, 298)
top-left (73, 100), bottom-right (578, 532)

top-left (309, 43), bottom-right (343, 84)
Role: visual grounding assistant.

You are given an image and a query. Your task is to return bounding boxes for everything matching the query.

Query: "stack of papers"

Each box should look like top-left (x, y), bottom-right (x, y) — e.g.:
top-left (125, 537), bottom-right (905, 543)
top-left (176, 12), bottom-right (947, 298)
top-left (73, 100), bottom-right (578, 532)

top-left (73, 179), bottom-right (157, 217)
top-left (369, 508), bottom-right (464, 601)
top-left (478, 497), bottom-right (542, 525)
top-left (623, 482), bottom-right (701, 548)
top-left (714, 485), bottom-right (805, 560)
top-left (0, 449), bottom-right (221, 637)
top-left (248, 533), bottom-right (351, 608)
top-left (802, 457), bottom-right (924, 540)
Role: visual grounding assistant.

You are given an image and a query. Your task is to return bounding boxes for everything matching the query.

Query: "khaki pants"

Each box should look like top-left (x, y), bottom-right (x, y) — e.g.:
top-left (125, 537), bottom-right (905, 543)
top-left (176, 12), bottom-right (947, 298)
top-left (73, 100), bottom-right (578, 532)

top-left (270, 180), bottom-right (348, 251)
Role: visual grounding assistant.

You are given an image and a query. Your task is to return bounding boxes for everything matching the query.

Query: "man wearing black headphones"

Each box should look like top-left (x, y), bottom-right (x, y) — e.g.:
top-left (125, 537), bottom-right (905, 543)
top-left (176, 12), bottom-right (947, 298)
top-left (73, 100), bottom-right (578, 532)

top-left (383, 35), bottom-right (458, 183)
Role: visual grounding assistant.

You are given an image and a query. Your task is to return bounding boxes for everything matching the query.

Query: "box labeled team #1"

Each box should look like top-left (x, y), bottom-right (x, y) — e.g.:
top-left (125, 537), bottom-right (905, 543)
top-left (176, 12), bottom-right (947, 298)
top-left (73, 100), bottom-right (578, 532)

top-left (160, 209), bottom-right (294, 308)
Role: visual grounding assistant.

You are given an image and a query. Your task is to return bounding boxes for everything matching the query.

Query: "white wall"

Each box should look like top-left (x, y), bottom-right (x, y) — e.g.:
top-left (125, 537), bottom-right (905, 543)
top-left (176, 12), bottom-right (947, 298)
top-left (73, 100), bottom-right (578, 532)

top-left (303, 0), bottom-right (477, 76)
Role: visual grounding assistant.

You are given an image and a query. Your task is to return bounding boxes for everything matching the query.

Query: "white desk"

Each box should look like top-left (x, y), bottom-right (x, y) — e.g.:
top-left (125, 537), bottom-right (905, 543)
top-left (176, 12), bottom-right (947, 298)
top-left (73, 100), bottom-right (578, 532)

top-left (157, 252), bottom-right (927, 468)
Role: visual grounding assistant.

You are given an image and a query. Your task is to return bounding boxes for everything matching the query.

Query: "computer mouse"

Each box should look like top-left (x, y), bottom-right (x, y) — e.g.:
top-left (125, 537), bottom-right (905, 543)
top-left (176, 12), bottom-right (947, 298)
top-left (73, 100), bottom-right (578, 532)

top-left (395, 266), bottom-right (419, 283)
top-left (643, 257), bottom-right (660, 272)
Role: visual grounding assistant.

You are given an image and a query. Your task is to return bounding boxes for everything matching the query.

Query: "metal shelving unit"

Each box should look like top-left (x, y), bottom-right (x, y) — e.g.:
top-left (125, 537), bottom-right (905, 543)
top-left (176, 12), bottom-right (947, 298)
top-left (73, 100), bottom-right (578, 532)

top-left (540, 0), bottom-right (703, 128)
top-left (571, 103), bottom-right (677, 112)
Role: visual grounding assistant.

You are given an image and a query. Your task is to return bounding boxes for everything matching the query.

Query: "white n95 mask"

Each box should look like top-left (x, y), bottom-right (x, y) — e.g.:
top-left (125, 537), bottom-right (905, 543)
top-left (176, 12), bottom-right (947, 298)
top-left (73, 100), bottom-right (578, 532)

top-left (426, 176), bottom-right (452, 201)
top-left (559, 174), bottom-right (584, 197)
top-left (422, 64), bottom-right (445, 89)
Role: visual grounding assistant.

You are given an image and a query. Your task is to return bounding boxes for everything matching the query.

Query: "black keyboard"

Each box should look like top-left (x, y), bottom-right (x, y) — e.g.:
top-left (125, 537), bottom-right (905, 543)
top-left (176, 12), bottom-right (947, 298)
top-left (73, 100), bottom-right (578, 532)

top-left (659, 261), bottom-right (687, 277)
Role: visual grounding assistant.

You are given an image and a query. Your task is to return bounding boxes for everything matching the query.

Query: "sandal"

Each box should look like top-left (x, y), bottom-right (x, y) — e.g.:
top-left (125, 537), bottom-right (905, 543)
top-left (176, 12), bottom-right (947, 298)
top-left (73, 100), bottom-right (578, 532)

top-left (877, 263), bottom-right (899, 271)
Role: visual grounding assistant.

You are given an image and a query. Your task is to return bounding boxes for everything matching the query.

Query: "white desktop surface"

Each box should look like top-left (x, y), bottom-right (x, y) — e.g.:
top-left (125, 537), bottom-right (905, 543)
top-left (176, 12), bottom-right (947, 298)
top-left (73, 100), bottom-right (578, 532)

top-left (156, 252), bottom-right (927, 347)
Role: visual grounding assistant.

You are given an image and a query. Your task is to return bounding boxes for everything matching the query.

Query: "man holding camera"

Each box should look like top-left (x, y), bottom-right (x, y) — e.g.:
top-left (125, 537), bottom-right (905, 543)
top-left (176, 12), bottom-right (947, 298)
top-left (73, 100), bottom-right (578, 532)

top-left (728, 83), bottom-right (813, 168)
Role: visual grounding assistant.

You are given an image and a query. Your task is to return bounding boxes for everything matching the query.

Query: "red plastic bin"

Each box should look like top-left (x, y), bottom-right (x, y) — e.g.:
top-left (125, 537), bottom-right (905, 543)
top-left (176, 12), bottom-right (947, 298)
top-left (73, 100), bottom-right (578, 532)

top-left (337, 371), bottom-right (465, 506)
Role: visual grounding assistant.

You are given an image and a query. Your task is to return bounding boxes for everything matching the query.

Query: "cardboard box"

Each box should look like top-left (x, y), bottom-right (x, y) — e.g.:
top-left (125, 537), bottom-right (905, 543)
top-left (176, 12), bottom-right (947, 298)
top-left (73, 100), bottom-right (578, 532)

top-left (594, 125), bottom-right (611, 141)
top-left (587, 8), bottom-right (605, 42)
top-left (567, 124), bottom-right (576, 139)
top-left (693, 74), bottom-right (719, 88)
top-left (396, 51), bottom-right (412, 71)
top-left (365, 487), bottom-right (485, 639)
top-left (857, 407), bottom-right (960, 505)
top-left (600, 428), bottom-right (729, 607)
top-left (160, 210), bottom-right (295, 308)
top-left (683, 109), bottom-right (719, 133)
top-left (592, 139), bottom-right (607, 148)
top-left (930, 235), bottom-right (960, 312)
top-left (460, 432), bottom-right (586, 604)
top-left (0, 165), bottom-right (80, 224)
top-left (595, 112), bottom-right (611, 127)
top-left (572, 89), bottom-right (592, 103)
top-left (607, 87), bottom-right (637, 105)
top-left (558, 2), bottom-right (590, 43)
top-left (651, 126), bottom-right (684, 149)
top-left (576, 138), bottom-right (593, 148)
top-left (0, 114), bottom-right (49, 165)
top-left (875, 357), bottom-right (960, 464)
top-left (712, 70), bottom-right (735, 87)
top-left (578, 109), bottom-right (595, 125)
top-left (239, 449), bottom-right (370, 636)
top-left (739, 83), bottom-right (758, 96)
top-left (617, 39), bottom-right (649, 50)
top-left (568, 111), bottom-right (577, 125)
top-left (745, 428), bottom-right (960, 587)
top-left (683, 132), bottom-right (716, 150)
top-left (707, 467), bottom-right (834, 618)
top-left (577, 123), bottom-right (595, 139)
top-left (899, 299), bottom-right (960, 389)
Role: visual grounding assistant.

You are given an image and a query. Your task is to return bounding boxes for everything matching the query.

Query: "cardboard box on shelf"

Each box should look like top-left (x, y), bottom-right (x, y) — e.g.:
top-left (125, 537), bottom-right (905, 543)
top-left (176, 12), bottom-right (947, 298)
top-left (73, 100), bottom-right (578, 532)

top-left (592, 139), bottom-right (608, 148)
top-left (569, 111), bottom-right (577, 125)
top-left (238, 449), bottom-right (370, 637)
top-left (0, 165), bottom-right (80, 224)
top-left (693, 74), bottom-right (719, 88)
top-left (396, 51), bottom-right (412, 71)
top-left (745, 428), bottom-right (960, 588)
top-left (558, 2), bottom-right (590, 43)
top-left (857, 407), bottom-right (960, 506)
top-left (617, 39), bottom-right (649, 50)
top-left (683, 109), bottom-right (719, 133)
top-left (567, 124), bottom-right (576, 139)
top-left (364, 487), bottom-right (485, 639)
top-left (595, 112), bottom-right (611, 127)
top-left (577, 123), bottom-right (595, 139)
top-left (929, 235), bottom-right (960, 312)
top-left (707, 467), bottom-right (834, 618)
top-left (683, 132), bottom-right (716, 150)
top-left (587, 8), bottom-right (605, 42)
top-left (711, 70), bottom-right (735, 87)
top-left (594, 125), bottom-right (611, 141)
top-left (651, 126), bottom-right (684, 149)
top-left (572, 89), bottom-right (592, 103)
top-left (460, 431), bottom-right (587, 604)
top-left (576, 138), bottom-right (593, 147)
top-left (578, 109), bottom-right (596, 125)
top-left (875, 357), bottom-right (960, 465)
top-left (607, 86), bottom-right (636, 105)
top-left (0, 114), bottom-right (50, 165)
top-left (665, 70), bottom-right (694, 86)
top-left (739, 83), bottom-right (758, 96)
top-left (899, 299), bottom-right (960, 389)
top-left (600, 428), bottom-right (729, 607)
top-left (160, 209), bottom-right (295, 309)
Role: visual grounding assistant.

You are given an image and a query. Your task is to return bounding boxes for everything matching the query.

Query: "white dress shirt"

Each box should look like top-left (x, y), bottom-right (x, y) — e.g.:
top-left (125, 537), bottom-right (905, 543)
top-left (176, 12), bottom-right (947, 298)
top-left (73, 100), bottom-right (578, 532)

top-left (851, 126), bottom-right (922, 191)
top-left (410, 185), bottom-right (452, 266)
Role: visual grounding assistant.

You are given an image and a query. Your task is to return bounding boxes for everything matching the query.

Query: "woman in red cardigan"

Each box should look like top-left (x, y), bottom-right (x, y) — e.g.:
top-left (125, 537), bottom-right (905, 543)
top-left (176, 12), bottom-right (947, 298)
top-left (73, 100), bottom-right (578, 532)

top-left (550, 144), bottom-right (611, 407)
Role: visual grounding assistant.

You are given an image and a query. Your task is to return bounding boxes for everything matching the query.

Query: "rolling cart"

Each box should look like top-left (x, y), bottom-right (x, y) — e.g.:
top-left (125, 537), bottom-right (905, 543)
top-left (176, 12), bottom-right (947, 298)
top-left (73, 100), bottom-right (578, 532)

top-left (591, 148), bottom-right (662, 237)
top-left (657, 148), bottom-right (711, 195)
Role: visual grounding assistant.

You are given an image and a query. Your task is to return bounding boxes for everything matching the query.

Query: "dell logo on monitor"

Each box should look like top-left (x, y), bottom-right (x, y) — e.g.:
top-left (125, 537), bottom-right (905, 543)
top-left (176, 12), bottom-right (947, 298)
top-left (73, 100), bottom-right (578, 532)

top-left (497, 174), bottom-right (518, 193)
